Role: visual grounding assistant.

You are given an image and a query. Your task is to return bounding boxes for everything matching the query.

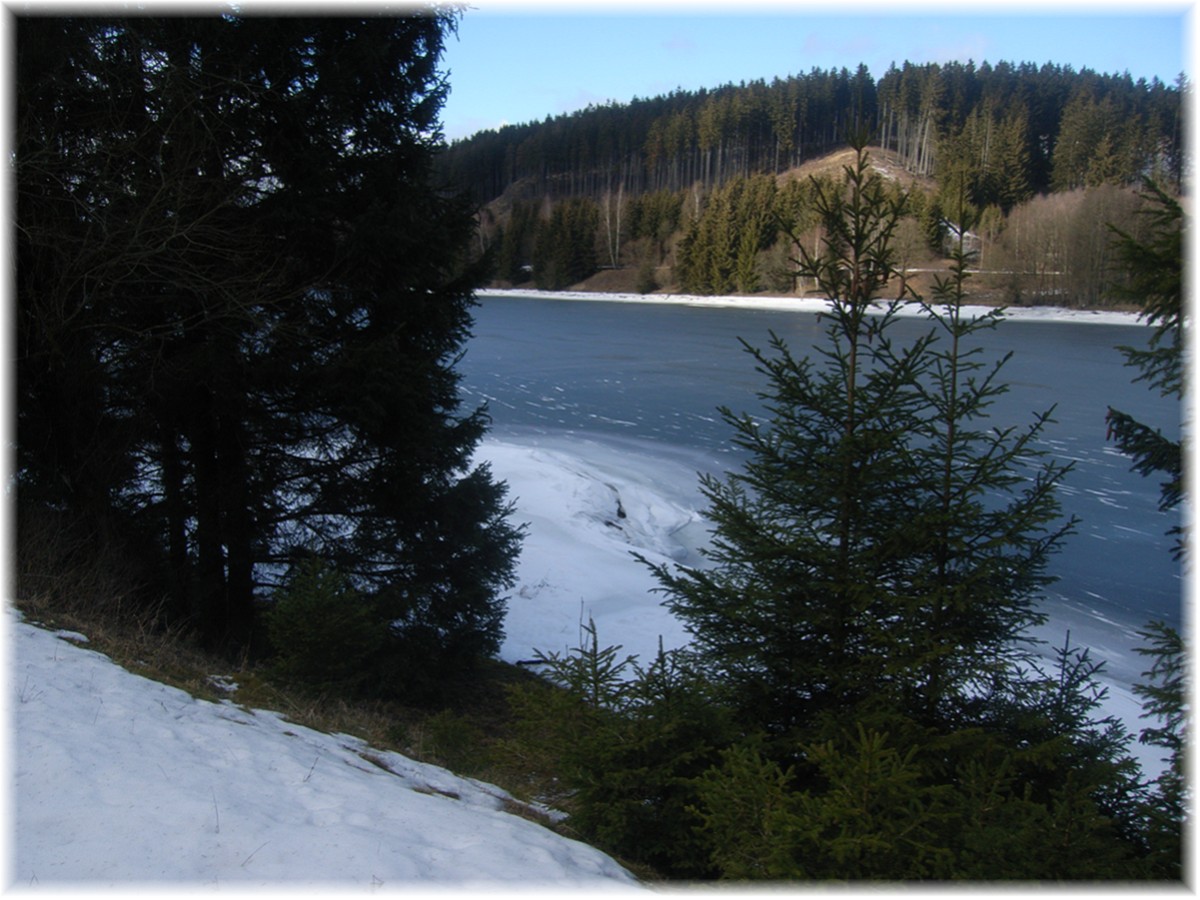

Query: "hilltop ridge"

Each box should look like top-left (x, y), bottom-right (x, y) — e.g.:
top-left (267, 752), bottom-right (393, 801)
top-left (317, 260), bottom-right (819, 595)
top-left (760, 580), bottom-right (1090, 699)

top-left (440, 60), bottom-right (1181, 309)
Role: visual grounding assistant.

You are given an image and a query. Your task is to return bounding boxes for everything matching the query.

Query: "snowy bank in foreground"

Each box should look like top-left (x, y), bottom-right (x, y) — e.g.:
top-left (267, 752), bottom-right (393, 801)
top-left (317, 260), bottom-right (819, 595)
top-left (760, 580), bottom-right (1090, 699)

top-left (9, 609), bottom-right (639, 890)
top-left (478, 287), bottom-right (1146, 327)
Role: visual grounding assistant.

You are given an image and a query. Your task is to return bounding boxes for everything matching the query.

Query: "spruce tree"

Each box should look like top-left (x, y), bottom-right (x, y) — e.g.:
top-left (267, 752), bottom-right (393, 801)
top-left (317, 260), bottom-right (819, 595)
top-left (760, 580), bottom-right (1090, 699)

top-left (16, 12), bottom-right (522, 682)
top-left (1131, 621), bottom-right (1187, 877)
top-left (1105, 180), bottom-right (1185, 556)
top-left (647, 140), bottom-right (1077, 739)
top-left (898, 202), bottom-right (1075, 725)
top-left (1105, 180), bottom-right (1187, 877)
top-left (509, 621), bottom-right (735, 878)
top-left (647, 139), bottom-right (933, 735)
top-left (509, 140), bottom-right (1149, 879)
top-left (654, 146), bottom-right (1145, 878)
top-left (532, 197), bottom-right (599, 289)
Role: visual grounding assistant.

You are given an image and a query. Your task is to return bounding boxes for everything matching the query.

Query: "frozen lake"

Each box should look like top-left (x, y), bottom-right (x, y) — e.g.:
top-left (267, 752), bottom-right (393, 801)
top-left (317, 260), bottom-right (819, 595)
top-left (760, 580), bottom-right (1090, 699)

top-left (459, 292), bottom-right (1183, 695)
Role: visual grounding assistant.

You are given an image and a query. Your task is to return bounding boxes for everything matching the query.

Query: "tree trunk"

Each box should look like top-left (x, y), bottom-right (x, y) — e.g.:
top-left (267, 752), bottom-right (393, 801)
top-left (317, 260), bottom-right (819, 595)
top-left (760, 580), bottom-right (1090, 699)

top-left (158, 418), bottom-right (192, 619)
top-left (188, 391), bottom-right (227, 648)
top-left (217, 409), bottom-right (256, 651)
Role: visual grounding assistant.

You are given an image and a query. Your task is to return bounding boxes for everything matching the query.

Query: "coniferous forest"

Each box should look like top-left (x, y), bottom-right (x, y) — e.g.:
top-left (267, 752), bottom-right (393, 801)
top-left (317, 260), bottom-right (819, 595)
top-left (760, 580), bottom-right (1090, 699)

top-left (438, 61), bottom-right (1185, 306)
top-left (17, 12), bottom-right (523, 697)
top-left (14, 8), bottom-right (1188, 886)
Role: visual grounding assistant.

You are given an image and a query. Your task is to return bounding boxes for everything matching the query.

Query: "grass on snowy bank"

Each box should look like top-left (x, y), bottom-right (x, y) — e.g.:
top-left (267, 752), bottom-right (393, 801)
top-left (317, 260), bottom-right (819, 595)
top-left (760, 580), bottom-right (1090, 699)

top-left (11, 502), bottom-right (663, 883)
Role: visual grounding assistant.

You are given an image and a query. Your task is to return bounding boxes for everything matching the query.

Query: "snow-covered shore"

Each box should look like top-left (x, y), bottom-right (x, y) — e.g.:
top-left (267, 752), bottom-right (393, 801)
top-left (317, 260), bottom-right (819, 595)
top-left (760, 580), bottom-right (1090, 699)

top-left (478, 287), bottom-right (1149, 326)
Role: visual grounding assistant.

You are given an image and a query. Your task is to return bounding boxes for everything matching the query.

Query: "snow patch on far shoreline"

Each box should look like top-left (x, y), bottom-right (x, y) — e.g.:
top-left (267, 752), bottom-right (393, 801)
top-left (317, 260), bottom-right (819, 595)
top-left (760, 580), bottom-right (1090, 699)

top-left (478, 287), bottom-right (1147, 327)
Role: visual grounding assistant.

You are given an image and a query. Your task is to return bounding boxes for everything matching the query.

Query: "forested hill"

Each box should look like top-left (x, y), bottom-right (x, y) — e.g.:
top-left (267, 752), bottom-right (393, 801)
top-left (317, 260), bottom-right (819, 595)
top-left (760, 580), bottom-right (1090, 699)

top-left (439, 60), bottom-right (1183, 208)
top-left (436, 60), bottom-right (1185, 307)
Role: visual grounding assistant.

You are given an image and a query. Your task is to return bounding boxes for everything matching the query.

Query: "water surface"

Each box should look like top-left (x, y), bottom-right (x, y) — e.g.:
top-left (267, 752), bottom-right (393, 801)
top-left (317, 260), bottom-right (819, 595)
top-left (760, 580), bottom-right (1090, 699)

top-left (460, 294), bottom-right (1183, 684)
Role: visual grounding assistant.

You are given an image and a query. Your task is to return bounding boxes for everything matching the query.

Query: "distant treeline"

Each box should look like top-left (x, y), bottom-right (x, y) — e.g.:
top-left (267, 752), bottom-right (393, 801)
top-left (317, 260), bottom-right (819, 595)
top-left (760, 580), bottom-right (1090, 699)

top-left (437, 61), bottom-right (1184, 211)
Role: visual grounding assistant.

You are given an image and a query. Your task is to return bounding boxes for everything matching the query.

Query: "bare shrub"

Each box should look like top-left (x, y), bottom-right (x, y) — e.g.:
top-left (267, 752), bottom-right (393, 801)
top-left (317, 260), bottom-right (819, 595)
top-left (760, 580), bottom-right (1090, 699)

top-left (15, 503), bottom-right (151, 627)
top-left (10, 502), bottom-right (218, 692)
top-left (998, 185), bottom-right (1146, 307)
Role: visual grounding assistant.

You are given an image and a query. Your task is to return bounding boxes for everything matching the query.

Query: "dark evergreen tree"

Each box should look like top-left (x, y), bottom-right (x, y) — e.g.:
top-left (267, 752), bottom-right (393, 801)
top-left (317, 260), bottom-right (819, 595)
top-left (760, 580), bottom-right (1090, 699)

top-left (532, 197), bottom-right (599, 289)
top-left (675, 174), bottom-right (780, 296)
top-left (692, 649), bottom-right (1143, 880)
top-left (17, 16), bottom-right (297, 645)
top-left (504, 143), bottom-right (1156, 880)
top-left (508, 621), bottom-right (735, 878)
top-left (496, 199), bottom-right (539, 284)
top-left (899, 202), bottom-right (1076, 725)
top-left (648, 147), bottom-right (1147, 878)
top-left (646, 140), bottom-right (934, 736)
top-left (1105, 181), bottom-right (1187, 878)
top-left (16, 12), bottom-right (522, 685)
top-left (992, 105), bottom-right (1034, 211)
top-left (1104, 180), bottom-right (1185, 556)
top-left (628, 188), bottom-right (683, 265)
top-left (1130, 621), bottom-right (1187, 877)
top-left (647, 140), bottom-right (1078, 738)
top-left (265, 557), bottom-right (386, 694)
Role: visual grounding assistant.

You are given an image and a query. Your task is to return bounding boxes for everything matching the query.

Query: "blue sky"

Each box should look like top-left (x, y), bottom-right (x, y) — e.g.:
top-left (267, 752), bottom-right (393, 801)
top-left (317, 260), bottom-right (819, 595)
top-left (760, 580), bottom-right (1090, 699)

top-left (438, 1), bottom-right (1193, 141)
